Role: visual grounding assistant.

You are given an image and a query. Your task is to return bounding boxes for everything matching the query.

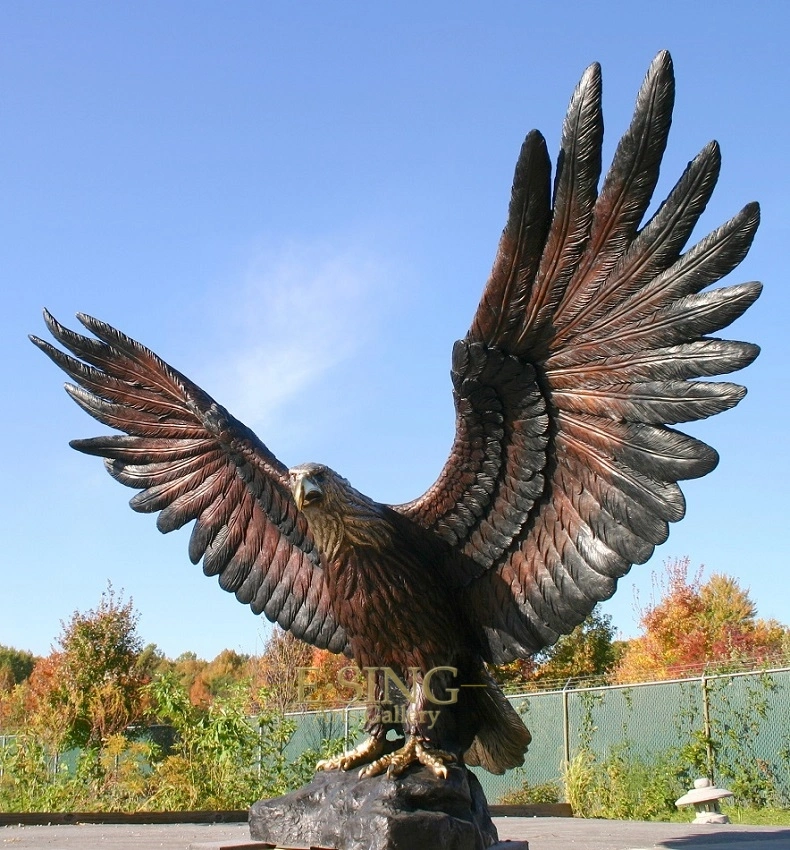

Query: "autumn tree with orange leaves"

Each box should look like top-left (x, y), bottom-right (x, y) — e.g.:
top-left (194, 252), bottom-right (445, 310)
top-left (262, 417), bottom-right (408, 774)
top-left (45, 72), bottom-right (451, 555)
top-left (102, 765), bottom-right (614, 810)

top-left (0, 585), bottom-right (150, 751)
top-left (44, 585), bottom-right (148, 749)
top-left (614, 557), bottom-right (789, 683)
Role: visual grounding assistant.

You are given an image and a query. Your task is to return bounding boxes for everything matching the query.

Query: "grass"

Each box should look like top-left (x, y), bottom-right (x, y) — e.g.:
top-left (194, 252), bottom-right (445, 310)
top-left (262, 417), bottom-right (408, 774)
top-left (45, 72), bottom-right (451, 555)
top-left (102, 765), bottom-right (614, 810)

top-left (577, 804), bottom-right (790, 826)
top-left (721, 806), bottom-right (790, 826)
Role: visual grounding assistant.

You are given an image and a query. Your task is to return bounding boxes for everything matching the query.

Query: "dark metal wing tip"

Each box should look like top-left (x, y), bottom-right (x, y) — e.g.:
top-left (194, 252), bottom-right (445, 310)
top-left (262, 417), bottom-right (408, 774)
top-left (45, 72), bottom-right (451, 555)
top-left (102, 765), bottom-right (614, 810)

top-left (41, 308), bottom-right (64, 336)
top-left (29, 332), bottom-right (62, 362)
top-left (578, 60), bottom-right (602, 86)
top-left (700, 139), bottom-right (721, 162)
top-left (641, 50), bottom-right (675, 101)
top-left (75, 312), bottom-right (101, 333)
top-left (63, 382), bottom-right (82, 402)
top-left (653, 49), bottom-right (673, 73)
top-left (69, 437), bottom-right (95, 455)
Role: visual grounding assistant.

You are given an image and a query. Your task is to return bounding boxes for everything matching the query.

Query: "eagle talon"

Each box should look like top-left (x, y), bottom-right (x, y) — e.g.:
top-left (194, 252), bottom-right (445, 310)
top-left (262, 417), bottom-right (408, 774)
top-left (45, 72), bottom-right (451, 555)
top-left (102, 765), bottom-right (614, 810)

top-left (317, 735), bottom-right (387, 772)
top-left (359, 736), bottom-right (456, 779)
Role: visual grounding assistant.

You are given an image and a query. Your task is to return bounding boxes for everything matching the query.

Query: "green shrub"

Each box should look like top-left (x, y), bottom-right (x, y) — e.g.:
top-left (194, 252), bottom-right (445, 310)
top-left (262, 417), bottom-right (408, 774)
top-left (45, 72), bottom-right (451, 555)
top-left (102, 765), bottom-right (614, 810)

top-left (499, 778), bottom-right (561, 806)
top-left (563, 745), bottom-right (688, 821)
top-left (0, 675), bottom-right (342, 812)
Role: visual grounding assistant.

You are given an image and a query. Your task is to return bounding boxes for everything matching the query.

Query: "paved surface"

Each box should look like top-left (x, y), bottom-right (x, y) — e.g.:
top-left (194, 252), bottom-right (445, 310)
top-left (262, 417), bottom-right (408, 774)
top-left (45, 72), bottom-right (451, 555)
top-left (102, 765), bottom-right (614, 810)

top-left (497, 817), bottom-right (790, 849)
top-left (1, 817), bottom-right (789, 849)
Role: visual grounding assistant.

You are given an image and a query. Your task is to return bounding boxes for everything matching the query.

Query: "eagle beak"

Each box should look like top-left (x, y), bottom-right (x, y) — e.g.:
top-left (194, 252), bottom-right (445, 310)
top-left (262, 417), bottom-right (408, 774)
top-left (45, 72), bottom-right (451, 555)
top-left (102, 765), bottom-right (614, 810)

top-left (292, 475), bottom-right (322, 511)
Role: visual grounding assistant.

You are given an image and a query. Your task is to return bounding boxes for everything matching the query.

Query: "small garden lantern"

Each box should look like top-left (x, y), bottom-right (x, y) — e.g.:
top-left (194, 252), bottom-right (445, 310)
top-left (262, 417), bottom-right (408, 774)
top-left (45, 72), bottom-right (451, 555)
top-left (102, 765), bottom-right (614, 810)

top-left (675, 777), bottom-right (734, 824)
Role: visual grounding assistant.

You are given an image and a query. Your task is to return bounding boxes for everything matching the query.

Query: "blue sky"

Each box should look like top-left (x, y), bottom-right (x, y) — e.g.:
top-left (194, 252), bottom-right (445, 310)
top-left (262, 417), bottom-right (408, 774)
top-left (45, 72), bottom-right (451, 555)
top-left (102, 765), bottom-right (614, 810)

top-left (2, 2), bottom-right (788, 661)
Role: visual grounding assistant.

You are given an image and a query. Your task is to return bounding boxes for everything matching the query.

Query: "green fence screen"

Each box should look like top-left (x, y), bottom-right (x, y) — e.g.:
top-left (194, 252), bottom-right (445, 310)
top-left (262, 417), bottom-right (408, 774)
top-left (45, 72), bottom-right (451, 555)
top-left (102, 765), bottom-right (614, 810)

top-left (284, 667), bottom-right (790, 805)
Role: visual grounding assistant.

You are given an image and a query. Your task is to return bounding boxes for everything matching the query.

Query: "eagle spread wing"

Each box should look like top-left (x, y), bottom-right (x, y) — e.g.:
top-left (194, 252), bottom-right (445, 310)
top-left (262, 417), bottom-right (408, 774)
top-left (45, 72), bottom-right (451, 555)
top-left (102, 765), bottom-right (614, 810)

top-left (398, 51), bottom-right (760, 662)
top-left (30, 312), bottom-right (348, 654)
top-left (32, 52), bottom-right (760, 672)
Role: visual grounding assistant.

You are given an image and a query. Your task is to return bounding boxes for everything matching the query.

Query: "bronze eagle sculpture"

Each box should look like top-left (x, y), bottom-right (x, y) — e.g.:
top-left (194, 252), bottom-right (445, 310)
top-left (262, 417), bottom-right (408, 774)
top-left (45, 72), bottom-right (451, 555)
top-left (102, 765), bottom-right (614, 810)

top-left (32, 52), bottom-right (761, 779)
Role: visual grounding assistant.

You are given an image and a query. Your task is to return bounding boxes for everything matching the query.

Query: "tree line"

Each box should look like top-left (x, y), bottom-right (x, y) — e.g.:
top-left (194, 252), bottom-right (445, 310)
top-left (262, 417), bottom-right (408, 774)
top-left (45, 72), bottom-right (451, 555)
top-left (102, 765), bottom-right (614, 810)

top-left (496, 556), bottom-right (789, 691)
top-left (2, 559), bottom-right (789, 742)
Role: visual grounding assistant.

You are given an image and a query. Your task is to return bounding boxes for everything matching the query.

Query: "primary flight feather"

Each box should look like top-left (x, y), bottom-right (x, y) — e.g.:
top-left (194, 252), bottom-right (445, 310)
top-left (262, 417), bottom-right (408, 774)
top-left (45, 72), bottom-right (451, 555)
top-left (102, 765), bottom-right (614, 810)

top-left (32, 51), bottom-right (761, 778)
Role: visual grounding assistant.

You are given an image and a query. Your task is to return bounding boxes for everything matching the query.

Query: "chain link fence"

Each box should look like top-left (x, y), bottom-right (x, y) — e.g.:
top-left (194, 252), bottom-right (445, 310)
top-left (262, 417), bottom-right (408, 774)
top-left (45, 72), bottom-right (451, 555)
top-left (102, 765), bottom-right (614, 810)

top-left (282, 666), bottom-right (790, 805)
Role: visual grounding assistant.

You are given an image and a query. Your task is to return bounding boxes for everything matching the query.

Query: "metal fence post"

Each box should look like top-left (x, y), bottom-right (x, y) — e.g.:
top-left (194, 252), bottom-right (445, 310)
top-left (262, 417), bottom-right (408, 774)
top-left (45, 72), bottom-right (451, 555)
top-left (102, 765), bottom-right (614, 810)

top-left (701, 671), bottom-right (715, 782)
top-left (344, 704), bottom-right (350, 751)
top-left (562, 678), bottom-right (572, 770)
top-left (258, 723), bottom-right (263, 779)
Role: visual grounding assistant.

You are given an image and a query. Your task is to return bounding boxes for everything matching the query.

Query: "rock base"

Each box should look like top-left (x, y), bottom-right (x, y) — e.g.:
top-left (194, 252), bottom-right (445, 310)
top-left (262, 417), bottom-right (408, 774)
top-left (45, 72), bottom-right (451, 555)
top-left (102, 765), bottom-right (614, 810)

top-left (249, 763), bottom-right (499, 850)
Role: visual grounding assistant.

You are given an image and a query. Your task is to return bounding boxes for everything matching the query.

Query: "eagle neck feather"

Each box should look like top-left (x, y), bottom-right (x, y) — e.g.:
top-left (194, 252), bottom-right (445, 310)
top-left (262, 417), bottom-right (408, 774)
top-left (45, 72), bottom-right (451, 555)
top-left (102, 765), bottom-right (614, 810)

top-left (309, 481), bottom-right (394, 562)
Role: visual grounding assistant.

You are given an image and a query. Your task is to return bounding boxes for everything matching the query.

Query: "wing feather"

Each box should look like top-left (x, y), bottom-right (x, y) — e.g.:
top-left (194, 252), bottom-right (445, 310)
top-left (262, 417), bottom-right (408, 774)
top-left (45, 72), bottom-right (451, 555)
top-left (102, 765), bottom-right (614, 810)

top-left (552, 51), bottom-right (675, 341)
top-left (469, 132), bottom-right (552, 348)
top-left (566, 140), bottom-right (721, 336)
top-left (548, 339), bottom-right (759, 386)
top-left (515, 62), bottom-right (604, 354)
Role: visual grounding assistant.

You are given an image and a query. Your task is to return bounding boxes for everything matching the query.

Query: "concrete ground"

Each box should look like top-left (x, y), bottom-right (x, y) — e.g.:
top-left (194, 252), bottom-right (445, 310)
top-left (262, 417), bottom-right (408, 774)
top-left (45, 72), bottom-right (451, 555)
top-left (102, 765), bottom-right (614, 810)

top-left (1, 818), bottom-right (790, 849)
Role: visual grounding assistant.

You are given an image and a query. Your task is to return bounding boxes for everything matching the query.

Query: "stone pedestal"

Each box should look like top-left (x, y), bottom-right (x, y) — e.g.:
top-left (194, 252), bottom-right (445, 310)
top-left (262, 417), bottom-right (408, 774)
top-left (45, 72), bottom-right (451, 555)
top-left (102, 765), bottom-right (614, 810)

top-left (249, 764), bottom-right (499, 850)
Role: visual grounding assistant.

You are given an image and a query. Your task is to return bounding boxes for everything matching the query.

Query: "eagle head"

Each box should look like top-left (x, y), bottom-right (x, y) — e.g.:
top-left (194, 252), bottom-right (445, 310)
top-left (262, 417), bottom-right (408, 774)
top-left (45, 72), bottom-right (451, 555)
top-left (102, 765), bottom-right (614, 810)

top-left (289, 463), bottom-right (346, 514)
top-left (288, 462), bottom-right (393, 558)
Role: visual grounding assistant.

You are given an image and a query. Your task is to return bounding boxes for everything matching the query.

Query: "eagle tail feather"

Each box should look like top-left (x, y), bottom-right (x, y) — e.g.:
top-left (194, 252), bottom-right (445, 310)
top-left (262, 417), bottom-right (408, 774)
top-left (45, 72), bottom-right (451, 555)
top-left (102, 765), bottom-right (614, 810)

top-left (463, 674), bottom-right (531, 775)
